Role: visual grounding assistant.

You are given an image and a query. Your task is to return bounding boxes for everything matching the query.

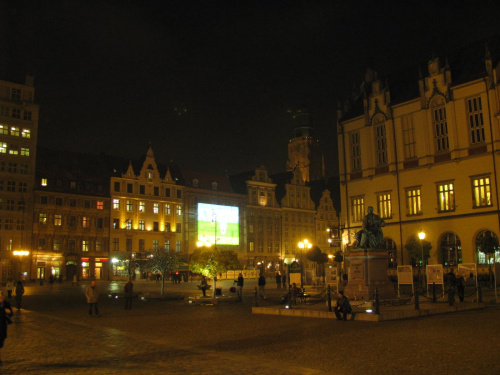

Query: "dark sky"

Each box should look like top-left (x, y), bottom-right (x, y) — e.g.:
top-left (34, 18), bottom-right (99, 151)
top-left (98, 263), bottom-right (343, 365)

top-left (2, 0), bottom-right (500, 177)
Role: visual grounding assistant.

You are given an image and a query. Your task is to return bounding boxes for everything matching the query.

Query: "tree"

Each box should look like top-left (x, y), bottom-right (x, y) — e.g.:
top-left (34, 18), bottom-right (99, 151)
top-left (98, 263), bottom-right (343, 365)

top-left (189, 249), bottom-right (241, 298)
top-left (148, 248), bottom-right (179, 295)
top-left (477, 231), bottom-right (499, 287)
top-left (305, 246), bottom-right (329, 283)
top-left (405, 237), bottom-right (432, 266)
top-left (113, 253), bottom-right (140, 279)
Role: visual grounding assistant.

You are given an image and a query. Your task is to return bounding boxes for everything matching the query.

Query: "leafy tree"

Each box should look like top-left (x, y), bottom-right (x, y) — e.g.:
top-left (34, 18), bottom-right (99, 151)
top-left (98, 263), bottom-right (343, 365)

top-left (405, 237), bottom-right (432, 266)
top-left (189, 249), bottom-right (241, 298)
top-left (477, 231), bottom-right (499, 287)
top-left (148, 248), bottom-right (179, 295)
top-left (306, 246), bottom-right (329, 283)
top-left (113, 253), bottom-right (140, 279)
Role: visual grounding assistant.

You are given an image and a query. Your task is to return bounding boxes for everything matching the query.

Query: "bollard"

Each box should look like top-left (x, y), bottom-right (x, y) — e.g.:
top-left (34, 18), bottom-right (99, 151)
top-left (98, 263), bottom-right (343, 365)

top-left (327, 285), bottom-right (332, 312)
top-left (374, 288), bottom-right (380, 315)
top-left (478, 285), bottom-right (482, 303)
top-left (432, 282), bottom-right (437, 303)
top-left (414, 286), bottom-right (420, 310)
top-left (254, 287), bottom-right (258, 307)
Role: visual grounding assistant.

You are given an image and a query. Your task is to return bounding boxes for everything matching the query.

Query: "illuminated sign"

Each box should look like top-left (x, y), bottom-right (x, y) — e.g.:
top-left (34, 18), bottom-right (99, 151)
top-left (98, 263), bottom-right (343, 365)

top-left (197, 203), bottom-right (239, 245)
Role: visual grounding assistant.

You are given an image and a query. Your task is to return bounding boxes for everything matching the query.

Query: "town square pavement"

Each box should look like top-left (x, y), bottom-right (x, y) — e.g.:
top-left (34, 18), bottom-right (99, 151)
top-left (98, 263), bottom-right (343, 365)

top-left (1, 279), bottom-right (499, 374)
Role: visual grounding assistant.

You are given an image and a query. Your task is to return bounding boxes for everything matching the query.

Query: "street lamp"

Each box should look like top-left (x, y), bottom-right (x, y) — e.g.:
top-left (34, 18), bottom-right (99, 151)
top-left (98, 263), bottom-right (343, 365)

top-left (418, 231), bottom-right (426, 290)
top-left (13, 250), bottom-right (30, 280)
top-left (298, 239), bottom-right (312, 288)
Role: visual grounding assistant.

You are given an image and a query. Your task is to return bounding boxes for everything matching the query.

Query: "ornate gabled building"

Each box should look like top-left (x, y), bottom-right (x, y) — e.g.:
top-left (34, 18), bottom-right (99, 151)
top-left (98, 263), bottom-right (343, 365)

top-left (337, 36), bottom-right (500, 271)
top-left (0, 76), bottom-right (39, 282)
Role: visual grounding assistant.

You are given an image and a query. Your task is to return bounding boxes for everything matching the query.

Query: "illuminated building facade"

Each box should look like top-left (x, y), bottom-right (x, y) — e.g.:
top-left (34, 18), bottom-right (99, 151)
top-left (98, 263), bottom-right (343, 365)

top-left (0, 76), bottom-right (38, 282)
top-left (337, 37), bottom-right (500, 271)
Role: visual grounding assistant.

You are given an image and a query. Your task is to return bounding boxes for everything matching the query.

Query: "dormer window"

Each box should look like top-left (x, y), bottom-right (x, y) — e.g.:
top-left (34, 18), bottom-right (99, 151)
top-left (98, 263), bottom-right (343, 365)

top-left (193, 179), bottom-right (199, 187)
top-left (148, 171), bottom-right (153, 179)
top-left (41, 178), bottom-right (47, 187)
top-left (211, 182), bottom-right (218, 190)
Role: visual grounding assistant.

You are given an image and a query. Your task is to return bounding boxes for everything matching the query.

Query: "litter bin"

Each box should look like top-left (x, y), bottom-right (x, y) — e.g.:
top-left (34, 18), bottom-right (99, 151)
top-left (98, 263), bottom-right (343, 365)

top-left (215, 288), bottom-right (222, 296)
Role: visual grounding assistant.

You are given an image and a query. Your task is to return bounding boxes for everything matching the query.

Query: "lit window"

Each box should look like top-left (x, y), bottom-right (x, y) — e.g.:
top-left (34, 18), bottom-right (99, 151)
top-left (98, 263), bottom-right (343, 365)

top-left (9, 145), bottom-right (18, 155)
top-left (113, 199), bottom-right (120, 210)
top-left (82, 240), bottom-right (90, 252)
top-left (82, 216), bottom-right (90, 228)
top-left (96, 201), bottom-right (104, 210)
top-left (22, 128), bottom-right (31, 138)
top-left (126, 200), bottom-right (133, 212)
top-left (96, 241), bottom-right (103, 252)
top-left (176, 241), bottom-right (181, 253)
top-left (437, 182), bottom-right (455, 212)
top-left (377, 192), bottom-right (392, 219)
top-left (153, 240), bottom-right (159, 251)
top-left (165, 204), bottom-right (171, 215)
top-left (139, 220), bottom-right (145, 231)
top-left (139, 201), bottom-right (145, 212)
top-left (351, 196), bottom-right (364, 222)
top-left (126, 219), bottom-right (132, 230)
top-left (472, 176), bottom-right (491, 208)
top-left (176, 205), bottom-right (182, 216)
top-left (406, 187), bottom-right (422, 215)
top-left (10, 126), bottom-right (20, 136)
top-left (153, 203), bottom-right (159, 214)
top-left (0, 143), bottom-right (6, 153)
top-left (53, 239), bottom-right (61, 251)
top-left (41, 178), bottom-right (47, 186)
top-left (39, 213), bottom-right (47, 224)
top-left (165, 240), bottom-right (170, 250)
top-left (0, 125), bottom-right (7, 134)
top-left (21, 147), bottom-right (29, 156)
top-left (54, 214), bottom-right (62, 226)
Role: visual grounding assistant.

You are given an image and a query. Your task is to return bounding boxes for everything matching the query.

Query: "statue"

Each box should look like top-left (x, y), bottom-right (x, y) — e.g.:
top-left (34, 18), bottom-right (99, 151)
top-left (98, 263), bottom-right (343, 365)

top-left (355, 206), bottom-right (385, 249)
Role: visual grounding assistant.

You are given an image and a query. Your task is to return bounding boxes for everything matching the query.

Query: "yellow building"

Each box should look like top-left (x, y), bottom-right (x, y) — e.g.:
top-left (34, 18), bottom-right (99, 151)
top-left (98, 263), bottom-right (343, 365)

top-left (109, 145), bottom-right (184, 279)
top-left (338, 38), bottom-right (500, 272)
top-left (0, 76), bottom-right (39, 282)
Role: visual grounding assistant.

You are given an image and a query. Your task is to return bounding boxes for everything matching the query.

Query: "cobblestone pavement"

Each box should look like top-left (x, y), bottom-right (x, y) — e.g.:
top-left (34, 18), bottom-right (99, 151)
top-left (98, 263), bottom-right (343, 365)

top-left (1, 280), bottom-right (499, 374)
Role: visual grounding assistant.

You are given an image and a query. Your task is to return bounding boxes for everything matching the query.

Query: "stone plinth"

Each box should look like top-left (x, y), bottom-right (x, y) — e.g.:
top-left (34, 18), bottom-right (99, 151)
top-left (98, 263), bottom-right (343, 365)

top-left (344, 248), bottom-right (395, 300)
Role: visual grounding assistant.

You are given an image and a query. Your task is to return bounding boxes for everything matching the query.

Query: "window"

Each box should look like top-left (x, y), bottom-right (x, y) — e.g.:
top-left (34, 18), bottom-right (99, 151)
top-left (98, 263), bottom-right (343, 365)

top-left (165, 204), bottom-right (171, 215)
top-left (8, 163), bottom-right (16, 174)
top-left (113, 218), bottom-right (119, 229)
top-left (153, 240), bottom-right (159, 251)
top-left (114, 181), bottom-right (120, 192)
top-left (7, 181), bottom-right (16, 192)
top-left (176, 223), bottom-right (181, 233)
top-left (249, 224), bottom-right (254, 233)
top-left (82, 217), bottom-right (90, 228)
top-left (10, 126), bottom-right (20, 136)
top-left (165, 222), bottom-right (171, 232)
top-left (476, 231), bottom-right (500, 265)
top-left (127, 183), bottom-right (133, 193)
top-left (165, 240), bottom-right (170, 250)
top-left (53, 239), bottom-right (61, 251)
top-left (82, 240), bottom-right (90, 252)
top-left (70, 199), bottom-right (77, 207)
top-left (176, 205), bottom-right (182, 216)
top-left (373, 115), bottom-right (387, 166)
top-left (472, 176), bottom-right (491, 208)
top-left (176, 241), bottom-right (181, 253)
top-left (126, 219), bottom-right (132, 230)
top-left (350, 131), bottom-right (361, 172)
top-left (19, 164), bottom-right (28, 174)
top-left (139, 220), bottom-right (145, 231)
top-left (139, 201), bottom-right (145, 212)
top-left (437, 182), bottom-right (455, 212)
top-left (21, 128), bottom-right (30, 138)
top-left (153, 203), bottom-right (159, 214)
top-left (154, 222), bottom-right (159, 232)
top-left (140, 185), bottom-right (145, 194)
top-left (0, 142), bottom-right (6, 153)
top-left (165, 188), bottom-right (171, 197)
top-left (84, 200), bottom-right (91, 209)
top-left (0, 124), bottom-right (7, 134)
top-left (440, 233), bottom-right (462, 266)
top-left (16, 219), bottom-right (24, 230)
top-left (18, 182), bottom-right (27, 192)
top-left (96, 218), bottom-right (103, 229)
top-left (249, 242), bottom-right (254, 252)
top-left (351, 196), bottom-right (364, 222)
top-left (139, 239), bottom-right (145, 251)
top-left (39, 213), bottom-right (47, 224)
top-left (377, 192), bottom-right (392, 219)
top-left (55, 197), bottom-right (63, 206)
top-left (154, 186), bottom-right (159, 196)
top-left (113, 199), bottom-right (120, 210)
top-left (69, 216), bottom-right (77, 228)
top-left (6, 199), bottom-right (14, 210)
top-left (54, 214), bottom-right (62, 226)
top-left (126, 239), bottom-right (132, 252)
top-left (432, 97), bottom-right (449, 152)
top-left (40, 195), bottom-right (47, 204)
top-left (69, 240), bottom-right (76, 252)
top-left (96, 241), bottom-right (103, 252)
top-left (406, 187), bottom-right (422, 216)
top-left (177, 190), bottom-right (182, 198)
top-left (11, 88), bottom-right (21, 100)
top-left (467, 96), bottom-right (485, 144)
top-left (20, 147), bottom-right (29, 156)
top-left (97, 201), bottom-right (104, 210)
top-left (113, 238), bottom-right (119, 251)
top-left (38, 239), bottom-right (46, 250)
top-left (268, 242), bottom-right (272, 253)
top-left (126, 200), bottom-right (133, 212)
top-left (402, 115), bottom-right (416, 159)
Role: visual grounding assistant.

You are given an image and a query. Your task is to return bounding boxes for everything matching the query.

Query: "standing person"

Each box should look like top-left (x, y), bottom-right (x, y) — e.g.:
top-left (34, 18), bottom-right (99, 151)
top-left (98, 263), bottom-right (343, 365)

top-left (334, 291), bottom-right (352, 321)
top-left (456, 271), bottom-right (466, 302)
top-left (275, 272), bottom-right (281, 289)
top-left (14, 281), bottom-right (24, 312)
top-left (200, 275), bottom-right (208, 297)
top-left (282, 274), bottom-right (287, 289)
top-left (49, 274), bottom-right (54, 287)
top-left (445, 269), bottom-right (457, 305)
top-left (85, 280), bottom-right (100, 317)
top-left (5, 279), bottom-right (15, 299)
top-left (235, 273), bottom-right (244, 302)
top-left (258, 273), bottom-right (266, 299)
top-left (124, 279), bottom-right (134, 310)
top-left (0, 292), bottom-right (14, 363)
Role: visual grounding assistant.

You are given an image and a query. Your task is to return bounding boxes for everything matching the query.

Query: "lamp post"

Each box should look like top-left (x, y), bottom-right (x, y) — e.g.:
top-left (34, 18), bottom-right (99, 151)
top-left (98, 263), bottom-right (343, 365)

top-left (418, 231), bottom-right (426, 290)
top-left (298, 239), bottom-right (312, 288)
top-left (13, 250), bottom-right (30, 280)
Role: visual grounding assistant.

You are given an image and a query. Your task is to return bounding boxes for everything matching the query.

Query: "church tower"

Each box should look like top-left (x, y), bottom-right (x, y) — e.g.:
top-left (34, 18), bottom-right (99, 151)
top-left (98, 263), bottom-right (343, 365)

top-left (286, 109), bottom-right (325, 182)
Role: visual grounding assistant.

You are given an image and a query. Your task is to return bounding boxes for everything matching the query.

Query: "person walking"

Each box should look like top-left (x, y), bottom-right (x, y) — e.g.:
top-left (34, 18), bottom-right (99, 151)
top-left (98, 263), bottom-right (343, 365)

top-left (235, 273), bottom-right (244, 302)
top-left (14, 281), bottom-right (24, 312)
top-left (124, 279), bottom-right (134, 310)
top-left (200, 276), bottom-right (208, 297)
top-left (0, 292), bottom-right (14, 364)
top-left (5, 279), bottom-right (15, 299)
top-left (334, 291), bottom-right (352, 321)
top-left (85, 280), bottom-right (100, 317)
top-left (275, 272), bottom-right (281, 289)
top-left (258, 273), bottom-right (266, 299)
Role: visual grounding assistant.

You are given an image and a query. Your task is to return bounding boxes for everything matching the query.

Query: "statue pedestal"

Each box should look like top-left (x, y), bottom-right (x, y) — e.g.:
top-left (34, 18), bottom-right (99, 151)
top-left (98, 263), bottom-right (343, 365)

top-left (344, 248), bottom-right (395, 301)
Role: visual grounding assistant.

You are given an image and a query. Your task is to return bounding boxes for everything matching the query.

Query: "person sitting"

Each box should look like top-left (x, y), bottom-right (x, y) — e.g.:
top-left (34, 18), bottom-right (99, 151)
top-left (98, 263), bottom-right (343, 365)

top-left (334, 291), bottom-right (352, 321)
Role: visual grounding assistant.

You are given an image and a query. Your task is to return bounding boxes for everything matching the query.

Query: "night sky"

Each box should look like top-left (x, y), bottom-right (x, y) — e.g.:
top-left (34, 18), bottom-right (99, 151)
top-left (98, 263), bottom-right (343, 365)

top-left (2, 0), bottom-right (499, 177)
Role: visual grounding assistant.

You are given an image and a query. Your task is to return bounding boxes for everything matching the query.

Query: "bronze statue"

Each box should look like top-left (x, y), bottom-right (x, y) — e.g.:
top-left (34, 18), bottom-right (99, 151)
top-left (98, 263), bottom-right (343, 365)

top-left (355, 206), bottom-right (385, 249)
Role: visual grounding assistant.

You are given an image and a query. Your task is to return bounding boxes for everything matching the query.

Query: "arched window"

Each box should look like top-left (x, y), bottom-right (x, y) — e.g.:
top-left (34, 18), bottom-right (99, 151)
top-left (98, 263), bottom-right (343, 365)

top-left (476, 230), bottom-right (500, 265)
top-left (440, 232), bottom-right (461, 266)
top-left (383, 238), bottom-right (397, 268)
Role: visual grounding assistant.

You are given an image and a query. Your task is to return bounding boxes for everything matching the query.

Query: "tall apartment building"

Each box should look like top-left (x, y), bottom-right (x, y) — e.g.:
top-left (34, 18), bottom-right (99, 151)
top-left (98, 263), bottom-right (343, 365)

top-left (0, 76), bottom-right (39, 282)
top-left (337, 36), bottom-right (500, 270)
